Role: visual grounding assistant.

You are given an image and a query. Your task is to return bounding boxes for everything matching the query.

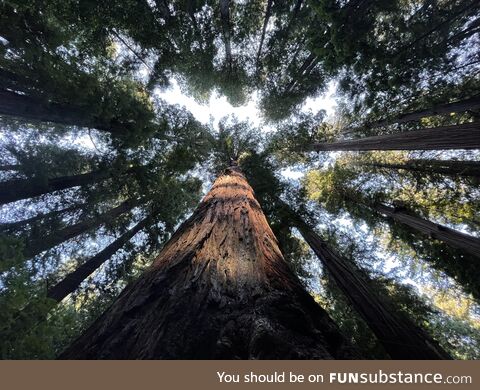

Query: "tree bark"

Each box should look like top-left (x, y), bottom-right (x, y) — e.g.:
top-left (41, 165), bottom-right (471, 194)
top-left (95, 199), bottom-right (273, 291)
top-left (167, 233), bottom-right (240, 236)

top-left (373, 203), bottom-right (480, 258)
top-left (21, 199), bottom-right (139, 262)
top-left (370, 96), bottom-right (480, 127)
top-left (47, 216), bottom-right (151, 302)
top-left (0, 169), bottom-right (110, 206)
top-left (362, 159), bottom-right (480, 179)
top-left (59, 167), bottom-right (359, 359)
top-left (0, 89), bottom-right (126, 134)
top-left (291, 217), bottom-right (450, 359)
top-left (312, 122), bottom-right (480, 151)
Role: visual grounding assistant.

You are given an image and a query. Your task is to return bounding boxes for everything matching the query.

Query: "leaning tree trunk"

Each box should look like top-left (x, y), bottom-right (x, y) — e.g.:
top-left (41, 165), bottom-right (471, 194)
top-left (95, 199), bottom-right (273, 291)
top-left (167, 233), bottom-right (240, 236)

top-left (0, 169), bottom-right (110, 206)
top-left (0, 204), bottom-right (82, 233)
top-left (291, 216), bottom-right (450, 359)
top-left (220, 0), bottom-right (233, 71)
top-left (0, 89), bottom-right (127, 134)
top-left (312, 122), bottom-right (480, 151)
top-left (256, 0), bottom-right (273, 64)
top-left (369, 95), bottom-right (480, 128)
top-left (374, 203), bottom-right (480, 258)
top-left (60, 167), bottom-right (359, 359)
top-left (16, 199), bottom-right (140, 264)
top-left (47, 216), bottom-right (151, 302)
top-left (362, 159), bottom-right (480, 179)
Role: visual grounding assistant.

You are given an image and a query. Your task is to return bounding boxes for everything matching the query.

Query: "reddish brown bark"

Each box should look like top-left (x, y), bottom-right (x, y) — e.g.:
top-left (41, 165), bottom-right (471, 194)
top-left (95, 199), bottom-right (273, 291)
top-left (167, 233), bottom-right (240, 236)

top-left (60, 167), bottom-right (359, 359)
top-left (312, 122), bottom-right (480, 151)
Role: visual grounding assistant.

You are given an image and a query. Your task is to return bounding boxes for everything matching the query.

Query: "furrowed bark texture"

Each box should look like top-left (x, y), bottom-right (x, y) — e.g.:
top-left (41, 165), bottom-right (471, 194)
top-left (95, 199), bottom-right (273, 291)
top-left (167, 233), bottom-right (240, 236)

top-left (60, 168), bottom-right (359, 359)
top-left (293, 219), bottom-right (450, 359)
top-left (312, 123), bottom-right (480, 151)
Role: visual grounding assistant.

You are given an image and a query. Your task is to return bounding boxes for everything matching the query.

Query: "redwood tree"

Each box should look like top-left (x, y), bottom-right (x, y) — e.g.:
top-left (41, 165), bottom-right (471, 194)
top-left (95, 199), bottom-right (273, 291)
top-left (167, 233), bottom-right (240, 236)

top-left (60, 167), bottom-right (359, 359)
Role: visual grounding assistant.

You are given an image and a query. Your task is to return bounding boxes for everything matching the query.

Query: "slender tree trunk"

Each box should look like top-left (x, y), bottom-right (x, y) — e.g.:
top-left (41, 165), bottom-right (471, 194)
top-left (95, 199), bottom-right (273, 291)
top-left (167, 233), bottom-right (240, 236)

top-left (286, 53), bottom-right (317, 93)
top-left (373, 203), bottom-right (480, 258)
top-left (21, 199), bottom-right (139, 262)
top-left (47, 217), bottom-right (151, 302)
top-left (256, 0), bottom-right (273, 64)
top-left (370, 96), bottom-right (480, 127)
top-left (60, 167), bottom-right (359, 359)
top-left (361, 159), bottom-right (480, 179)
top-left (220, 0), bottom-right (233, 71)
top-left (0, 90), bottom-right (126, 134)
top-left (0, 204), bottom-right (81, 233)
top-left (0, 169), bottom-right (110, 206)
top-left (312, 122), bottom-right (480, 151)
top-left (291, 216), bottom-right (450, 359)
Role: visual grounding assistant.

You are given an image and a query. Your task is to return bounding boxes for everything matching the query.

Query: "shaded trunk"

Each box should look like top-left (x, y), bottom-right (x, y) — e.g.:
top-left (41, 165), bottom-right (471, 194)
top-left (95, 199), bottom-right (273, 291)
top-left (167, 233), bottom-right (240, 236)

top-left (312, 122), bottom-right (480, 151)
top-left (0, 204), bottom-right (82, 233)
top-left (47, 216), bottom-right (151, 302)
top-left (21, 199), bottom-right (139, 262)
top-left (370, 96), bottom-right (480, 127)
top-left (374, 203), bottom-right (480, 258)
top-left (285, 53), bottom-right (317, 94)
top-left (60, 168), bottom-right (359, 359)
top-left (0, 89), bottom-right (126, 134)
top-left (0, 169), bottom-right (110, 206)
top-left (256, 0), bottom-right (274, 64)
top-left (291, 216), bottom-right (450, 359)
top-left (220, 0), bottom-right (233, 70)
top-left (362, 159), bottom-right (480, 179)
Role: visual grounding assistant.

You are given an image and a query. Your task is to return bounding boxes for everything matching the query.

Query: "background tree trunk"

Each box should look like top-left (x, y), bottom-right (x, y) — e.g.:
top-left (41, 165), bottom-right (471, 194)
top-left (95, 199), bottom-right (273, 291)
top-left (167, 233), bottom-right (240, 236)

top-left (0, 170), bottom-right (110, 206)
top-left (312, 123), bottom-right (480, 151)
top-left (370, 96), bottom-right (480, 127)
top-left (59, 168), bottom-right (359, 359)
top-left (21, 199), bottom-right (139, 262)
top-left (291, 216), bottom-right (450, 359)
top-left (362, 159), bottom-right (480, 178)
top-left (374, 203), bottom-right (480, 258)
top-left (47, 216), bottom-right (151, 302)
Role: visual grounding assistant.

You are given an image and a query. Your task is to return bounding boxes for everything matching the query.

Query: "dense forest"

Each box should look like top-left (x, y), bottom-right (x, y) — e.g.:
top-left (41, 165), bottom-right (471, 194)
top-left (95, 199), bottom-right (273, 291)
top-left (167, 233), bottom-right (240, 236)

top-left (0, 0), bottom-right (479, 359)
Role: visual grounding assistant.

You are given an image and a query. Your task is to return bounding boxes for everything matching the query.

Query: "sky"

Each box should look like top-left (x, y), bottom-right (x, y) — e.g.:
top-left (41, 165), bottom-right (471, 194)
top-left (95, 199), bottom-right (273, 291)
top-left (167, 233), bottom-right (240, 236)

top-left (155, 78), bottom-right (338, 130)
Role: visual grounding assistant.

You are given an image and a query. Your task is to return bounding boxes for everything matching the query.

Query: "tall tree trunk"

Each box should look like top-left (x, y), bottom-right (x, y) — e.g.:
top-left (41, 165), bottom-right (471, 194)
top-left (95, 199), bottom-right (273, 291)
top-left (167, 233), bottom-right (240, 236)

top-left (361, 159), bottom-right (480, 179)
top-left (21, 199), bottom-right (139, 262)
top-left (256, 0), bottom-right (274, 64)
top-left (373, 203), bottom-right (480, 258)
top-left (59, 167), bottom-right (359, 359)
top-left (0, 204), bottom-right (81, 233)
top-left (312, 122), bottom-right (480, 151)
top-left (47, 216), bottom-right (151, 302)
top-left (220, 0), bottom-right (233, 71)
top-left (0, 169), bottom-right (110, 206)
top-left (290, 216), bottom-right (450, 359)
top-left (369, 96), bottom-right (480, 127)
top-left (0, 89), bottom-right (126, 134)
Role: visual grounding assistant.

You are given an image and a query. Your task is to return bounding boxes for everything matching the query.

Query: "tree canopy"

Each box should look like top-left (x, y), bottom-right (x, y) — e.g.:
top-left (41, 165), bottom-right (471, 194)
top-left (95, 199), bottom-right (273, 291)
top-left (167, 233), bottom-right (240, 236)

top-left (1, 0), bottom-right (479, 359)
